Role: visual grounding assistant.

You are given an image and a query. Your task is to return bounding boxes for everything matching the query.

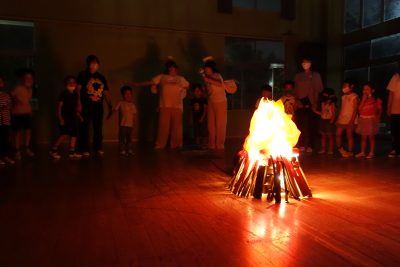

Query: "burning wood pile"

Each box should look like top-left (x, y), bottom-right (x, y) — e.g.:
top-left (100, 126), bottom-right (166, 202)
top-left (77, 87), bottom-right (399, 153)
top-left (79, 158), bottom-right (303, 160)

top-left (228, 99), bottom-right (312, 204)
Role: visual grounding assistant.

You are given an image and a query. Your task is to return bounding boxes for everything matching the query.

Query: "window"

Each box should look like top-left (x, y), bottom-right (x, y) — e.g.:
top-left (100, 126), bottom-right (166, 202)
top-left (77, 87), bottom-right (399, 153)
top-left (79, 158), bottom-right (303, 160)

top-left (224, 38), bottom-right (284, 109)
top-left (233, 0), bottom-right (281, 12)
top-left (370, 62), bottom-right (398, 96)
top-left (363, 0), bottom-right (382, 27)
top-left (344, 41), bottom-right (370, 67)
top-left (384, 0), bottom-right (400, 21)
top-left (345, 0), bottom-right (361, 33)
top-left (371, 33), bottom-right (400, 59)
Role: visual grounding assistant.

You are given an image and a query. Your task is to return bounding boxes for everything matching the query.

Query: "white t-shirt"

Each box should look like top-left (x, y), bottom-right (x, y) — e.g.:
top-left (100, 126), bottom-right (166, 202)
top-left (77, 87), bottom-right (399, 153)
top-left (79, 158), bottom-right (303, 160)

top-left (337, 92), bottom-right (359, 125)
top-left (115, 101), bottom-right (137, 127)
top-left (206, 73), bottom-right (226, 103)
top-left (152, 74), bottom-right (189, 110)
top-left (387, 73), bottom-right (400, 114)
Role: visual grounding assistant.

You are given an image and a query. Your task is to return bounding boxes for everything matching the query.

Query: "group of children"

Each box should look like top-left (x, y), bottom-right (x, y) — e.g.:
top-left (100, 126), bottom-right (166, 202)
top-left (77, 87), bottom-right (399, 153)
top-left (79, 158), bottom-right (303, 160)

top-left (0, 69), bottom-right (35, 165)
top-left (265, 79), bottom-right (383, 159)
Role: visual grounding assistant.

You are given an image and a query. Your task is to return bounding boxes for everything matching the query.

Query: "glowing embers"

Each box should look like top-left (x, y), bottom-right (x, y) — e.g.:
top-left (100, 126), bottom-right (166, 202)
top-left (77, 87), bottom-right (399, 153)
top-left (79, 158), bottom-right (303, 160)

top-left (228, 99), bottom-right (312, 203)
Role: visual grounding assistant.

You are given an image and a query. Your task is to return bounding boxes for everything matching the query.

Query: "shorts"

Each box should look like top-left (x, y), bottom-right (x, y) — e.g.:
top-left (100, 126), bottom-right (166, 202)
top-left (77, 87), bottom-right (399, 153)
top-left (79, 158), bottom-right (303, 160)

top-left (336, 123), bottom-right (354, 129)
top-left (320, 119), bottom-right (334, 134)
top-left (11, 114), bottom-right (32, 130)
top-left (59, 119), bottom-right (79, 137)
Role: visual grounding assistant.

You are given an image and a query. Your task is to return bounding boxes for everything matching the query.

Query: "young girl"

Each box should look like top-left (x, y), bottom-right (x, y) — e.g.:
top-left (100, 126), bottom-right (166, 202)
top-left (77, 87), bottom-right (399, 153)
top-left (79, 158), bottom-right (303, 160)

top-left (336, 80), bottom-right (359, 157)
top-left (317, 88), bottom-right (336, 155)
top-left (355, 83), bottom-right (382, 158)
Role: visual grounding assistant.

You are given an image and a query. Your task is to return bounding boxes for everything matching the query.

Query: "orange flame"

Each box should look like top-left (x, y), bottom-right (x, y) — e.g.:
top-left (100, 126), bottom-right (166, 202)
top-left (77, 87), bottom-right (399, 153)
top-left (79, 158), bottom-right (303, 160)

top-left (243, 99), bottom-right (300, 162)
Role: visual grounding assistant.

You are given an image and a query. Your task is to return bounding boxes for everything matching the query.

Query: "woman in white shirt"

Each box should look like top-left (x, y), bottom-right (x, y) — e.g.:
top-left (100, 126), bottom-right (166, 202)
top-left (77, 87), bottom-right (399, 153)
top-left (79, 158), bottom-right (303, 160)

top-left (133, 59), bottom-right (189, 149)
top-left (201, 57), bottom-right (227, 150)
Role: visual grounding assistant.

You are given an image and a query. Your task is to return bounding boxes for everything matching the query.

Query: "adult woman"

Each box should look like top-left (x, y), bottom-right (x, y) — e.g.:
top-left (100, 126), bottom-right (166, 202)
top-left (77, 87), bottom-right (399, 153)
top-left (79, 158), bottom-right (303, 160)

top-left (133, 58), bottom-right (189, 149)
top-left (201, 57), bottom-right (227, 150)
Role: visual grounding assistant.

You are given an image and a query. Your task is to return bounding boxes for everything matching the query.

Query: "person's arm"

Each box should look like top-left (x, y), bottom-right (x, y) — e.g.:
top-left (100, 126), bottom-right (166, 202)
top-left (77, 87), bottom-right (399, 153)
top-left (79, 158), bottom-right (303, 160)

top-left (200, 103), bottom-right (208, 123)
top-left (330, 104), bottom-right (336, 124)
top-left (203, 74), bottom-right (223, 87)
top-left (349, 97), bottom-right (358, 125)
top-left (58, 101), bottom-right (65, 125)
top-left (387, 91), bottom-right (393, 116)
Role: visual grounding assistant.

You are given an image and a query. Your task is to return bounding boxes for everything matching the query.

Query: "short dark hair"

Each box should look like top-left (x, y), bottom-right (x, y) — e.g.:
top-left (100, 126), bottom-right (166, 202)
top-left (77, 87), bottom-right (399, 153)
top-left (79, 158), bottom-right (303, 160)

top-left (301, 56), bottom-right (312, 62)
top-left (64, 75), bottom-right (77, 85)
top-left (204, 59), bottom-right (219, 73)
top-left (283, 80), bottom-right (295, 87)
top-left (86, 54), bottom-right (100, 65)
top-left (261, 84), bottom-right (272, 92)
top-left (191, 83), bottom-right (203, 92)
top-left (343, 79), bottom-right (356, 88)
top-left (16, 68), bottom-right (35, 78)
top-left (120, 85), bottom-right (132, 95)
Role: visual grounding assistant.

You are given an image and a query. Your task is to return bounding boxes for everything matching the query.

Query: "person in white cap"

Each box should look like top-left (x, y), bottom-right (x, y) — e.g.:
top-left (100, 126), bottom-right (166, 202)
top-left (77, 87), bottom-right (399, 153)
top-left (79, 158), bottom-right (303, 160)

top-left (132, 57), bottom-right (189, 149)
top-left (201, 57), bottom-right (227, 150)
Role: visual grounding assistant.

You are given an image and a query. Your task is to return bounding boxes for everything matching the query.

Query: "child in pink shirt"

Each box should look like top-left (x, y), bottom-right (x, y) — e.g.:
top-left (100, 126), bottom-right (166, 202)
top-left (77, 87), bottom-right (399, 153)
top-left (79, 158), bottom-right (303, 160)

top-left (355, 83), bottom-right (382, 159)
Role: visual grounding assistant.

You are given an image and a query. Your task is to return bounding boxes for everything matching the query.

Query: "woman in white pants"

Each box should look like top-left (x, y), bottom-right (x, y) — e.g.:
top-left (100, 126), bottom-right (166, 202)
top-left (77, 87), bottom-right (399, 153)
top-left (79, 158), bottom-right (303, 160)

top-left (201, 57), bottom-right (227, 150)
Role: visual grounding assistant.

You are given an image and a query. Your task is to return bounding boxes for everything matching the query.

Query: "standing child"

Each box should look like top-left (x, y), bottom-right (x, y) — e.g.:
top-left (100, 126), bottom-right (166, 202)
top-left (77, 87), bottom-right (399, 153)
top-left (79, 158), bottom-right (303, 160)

top-left (279, 81), bottom-right (296, 117)
top-left (0, 76), bottom-right (15, 165)
top-left (190, 83), bottom-right (208, 147)
top-left (336, 80), bottom-right (359, 157)
top-left (50, 76), bottom-right (82, 159)
top-left (108, 86), bottom-right (137, 156)
top-left (355, 83), bottom-right (382, 158)
top-left (10, 68), bottom-right (35, 160)
top-left (317, 88), bottom-right (336, 155)
top-left (255, 85), bottom-right (273, 109)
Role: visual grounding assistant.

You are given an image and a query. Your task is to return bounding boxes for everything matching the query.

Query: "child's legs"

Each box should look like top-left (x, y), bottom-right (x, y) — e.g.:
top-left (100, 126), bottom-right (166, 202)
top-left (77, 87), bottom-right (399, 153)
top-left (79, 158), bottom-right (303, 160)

top-left (346, 126), bottom-right (354, 151)
top-left (0, 126), bottom-right (8, 157)
top-left (327, 133), bottom-right (334, 152)
top-left (155, 108), bottom-right (171, 148)
top-left (118, 126), bottom-right (126, 151)
top-left (70, 136), bottom-right (77, 150)
top-left (368, 135), bottom-right (376, 154)
top-left (336, 127), bottom-right (344, 147)
top-left (54, 135), bottom-right (67, 148)
top-left (360, 135), bottom-right (367, 153)
top-left (24, 128), bottom-right (31, 148)
top-left (170, 108), bottom-right (183, 149)
top-left (79, 111), bottom-right (91, 152)
top-left (92, 107), bottom-right (104, 151)
top-left (207, 104), bottom-right (216, 149)
top-left (320, 132), bottom-right (326, 149)
top-left (125, 127), bottom-right (133, 151)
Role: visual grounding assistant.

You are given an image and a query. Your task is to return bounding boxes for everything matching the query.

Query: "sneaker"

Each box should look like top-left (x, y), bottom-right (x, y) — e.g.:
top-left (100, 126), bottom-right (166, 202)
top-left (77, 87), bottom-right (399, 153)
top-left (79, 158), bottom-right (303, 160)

top-left (318, 149), bottom-right (325, 154)
top-left (69, 152), bottom-right (82, 159)
top-left (366, 153), bottom-right (375, 159)
top-left (25, 149), bottom-right (35, 157)
top-left (306, 147), bottom-right (313, 153)
top-left (120, 150), bottom-right (127, 156)
top-left (0, 159), bottom-right (5, 166)
top-left (50, 151), bottom-right (61, 160)
top-left (3, 157), bottom-right (15, 164)
top-left (82, 151), bottom-right (90, 157)
top-left (96, 150), bottom-right (105, 156)
top-left (388, 150), bottom-right (398, 158)
top-left (14, 152), bottom-right (22, 161)
top-left (355, 152), bottom-right (366, 158)
top-left (346, 151), bottom-right (354, 157)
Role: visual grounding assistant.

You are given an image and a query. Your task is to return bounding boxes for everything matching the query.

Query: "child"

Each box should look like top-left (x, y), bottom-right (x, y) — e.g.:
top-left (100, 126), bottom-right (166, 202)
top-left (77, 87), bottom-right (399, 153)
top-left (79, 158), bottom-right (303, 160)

top-left (108, 85), bottom-right (137, 156)
top-left (190, 83), bottom-right (208, 147)
top-left (50, 76), bottom-right (82, 159)
top-left (317, 88), bottom-right (336, 155)
top-left (255, 85), bottom-right (273, 108)
top-left (336, 80), bottom-right (359, 157)
top-left (0, 76), bottom-right (15, 165)
top-left (280, 81), bottom-right (296, 116)
top-left (355, 83), bottom-right (382, 158)
top-left (10, 68), bottom-right (35, 160)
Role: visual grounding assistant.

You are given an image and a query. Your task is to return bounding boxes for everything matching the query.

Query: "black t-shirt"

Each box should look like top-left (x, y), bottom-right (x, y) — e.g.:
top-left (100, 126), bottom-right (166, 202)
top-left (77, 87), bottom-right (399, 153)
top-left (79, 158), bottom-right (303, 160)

top-left (77, 70), bottom-right (109, 107)
top-left (59, 90), bottom-right (78, 121)
top-left (190, 97), bottom-right (207, 121)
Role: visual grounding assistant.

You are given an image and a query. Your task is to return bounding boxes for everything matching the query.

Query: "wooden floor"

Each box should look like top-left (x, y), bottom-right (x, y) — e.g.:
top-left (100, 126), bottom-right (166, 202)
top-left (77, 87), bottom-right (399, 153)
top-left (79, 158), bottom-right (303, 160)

top-left (0, 140), bottom-right (400, 267)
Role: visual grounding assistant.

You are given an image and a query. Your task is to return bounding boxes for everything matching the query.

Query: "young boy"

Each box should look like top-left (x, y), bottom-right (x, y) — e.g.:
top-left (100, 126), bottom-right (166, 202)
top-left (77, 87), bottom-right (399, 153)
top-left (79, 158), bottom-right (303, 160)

top-left (255, 84), bottom-right (273, 108)
top-left (280, 81), bottom-right (296, 117)
top-left (316, 88), bottom-right (336, 155)
top-left (10, 68), bottom-right (35, 160)
top-left (108, 85), bottom-right (137, 156)
top-left (190, 83), bottom-right (208, 147)
top-left (50, 76), bottom-right (82, 159)
top-left (0, 76), bottom-right (15, 165)
top-left (336, 80), bottom-right (359, 157)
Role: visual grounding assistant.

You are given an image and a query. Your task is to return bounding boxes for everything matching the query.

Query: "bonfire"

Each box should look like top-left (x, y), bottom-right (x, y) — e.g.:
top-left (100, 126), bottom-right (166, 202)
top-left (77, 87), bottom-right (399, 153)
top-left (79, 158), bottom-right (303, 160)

top-left (228, 99), bottom-right (312, 204)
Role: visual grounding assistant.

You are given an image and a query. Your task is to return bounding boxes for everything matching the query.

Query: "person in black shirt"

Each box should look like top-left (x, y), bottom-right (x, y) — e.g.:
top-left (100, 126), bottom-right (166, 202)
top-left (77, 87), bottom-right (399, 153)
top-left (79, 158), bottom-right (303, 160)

top-left (190, 83), bottom-right (208, 147)
top-left (77, 55), bottom-right (112, 156)
top-left (50, 76), bottom-right (82, 159)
